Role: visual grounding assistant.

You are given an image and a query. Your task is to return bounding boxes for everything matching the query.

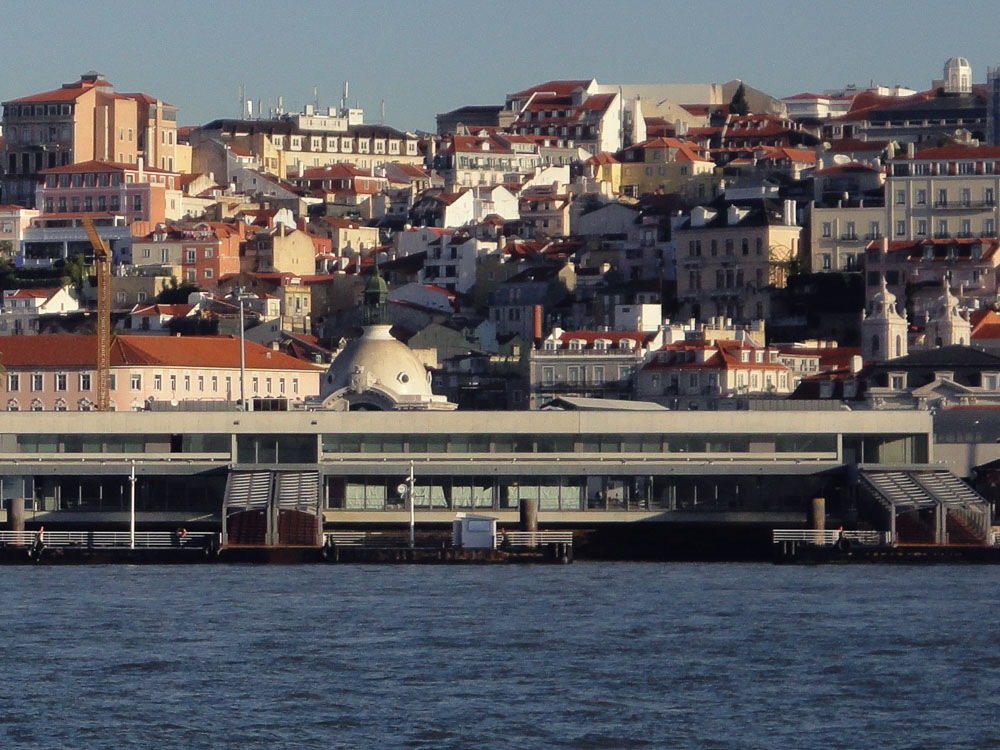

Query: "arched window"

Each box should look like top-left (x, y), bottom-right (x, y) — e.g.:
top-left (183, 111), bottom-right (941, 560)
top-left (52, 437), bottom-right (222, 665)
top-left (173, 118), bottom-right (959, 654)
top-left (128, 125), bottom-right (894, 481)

top-left (54, 399), bottom-right (67, 412)
top-left (30, 399), bottom-right (43, 411)
top-left (6, 399), bottom-right (19, 411)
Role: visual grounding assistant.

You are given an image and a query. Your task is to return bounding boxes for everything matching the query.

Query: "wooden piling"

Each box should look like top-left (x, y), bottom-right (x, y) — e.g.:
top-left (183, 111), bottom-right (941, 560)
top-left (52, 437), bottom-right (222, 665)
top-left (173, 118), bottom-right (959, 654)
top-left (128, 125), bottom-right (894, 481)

top-left (519, 498), bottom-right (538, 532)
top-left (7, 498), bottom-right (24, 532)
top-left (810, 496), bottom-right (825, 544)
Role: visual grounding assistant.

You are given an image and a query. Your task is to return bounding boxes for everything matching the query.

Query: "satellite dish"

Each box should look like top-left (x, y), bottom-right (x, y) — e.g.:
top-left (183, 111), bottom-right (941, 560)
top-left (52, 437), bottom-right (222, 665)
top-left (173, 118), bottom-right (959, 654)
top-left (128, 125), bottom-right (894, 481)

top-left (396, 483), bottom-right (408, 496)
top-left (170, 399), bottom-right (179, 407)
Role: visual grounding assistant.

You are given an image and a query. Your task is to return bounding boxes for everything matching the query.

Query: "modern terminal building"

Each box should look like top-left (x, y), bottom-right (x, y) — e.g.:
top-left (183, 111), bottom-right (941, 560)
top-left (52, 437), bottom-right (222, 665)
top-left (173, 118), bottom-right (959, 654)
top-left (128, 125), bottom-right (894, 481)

top-left (0, 408), bottom-right (971, 547)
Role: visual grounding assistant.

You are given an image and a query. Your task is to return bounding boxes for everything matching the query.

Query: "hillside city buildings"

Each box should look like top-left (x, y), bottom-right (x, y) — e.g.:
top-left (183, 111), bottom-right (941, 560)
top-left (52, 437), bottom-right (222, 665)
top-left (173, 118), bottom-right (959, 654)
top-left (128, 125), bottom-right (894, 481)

top-left (0, 59), bottom-right (999, 418)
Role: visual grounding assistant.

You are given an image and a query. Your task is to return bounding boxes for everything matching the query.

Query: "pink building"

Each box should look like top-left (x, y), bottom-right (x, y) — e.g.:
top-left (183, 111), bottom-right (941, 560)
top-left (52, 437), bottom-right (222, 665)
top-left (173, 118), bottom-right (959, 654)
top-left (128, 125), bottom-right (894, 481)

top-left (0, 334), bottom-right (323, 411)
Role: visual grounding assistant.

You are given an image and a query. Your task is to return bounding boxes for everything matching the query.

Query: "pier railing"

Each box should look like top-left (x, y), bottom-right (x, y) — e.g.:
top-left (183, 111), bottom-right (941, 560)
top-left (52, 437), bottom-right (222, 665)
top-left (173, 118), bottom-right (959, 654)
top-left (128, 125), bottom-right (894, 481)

top-left (0, 530), bottom-right (218, 549)
top-left (325, 531), bottom-right (414, 547)
top-left (771, 529), bottom-right (890, 546)
top-left (499, 531), bottom-right (574, 548)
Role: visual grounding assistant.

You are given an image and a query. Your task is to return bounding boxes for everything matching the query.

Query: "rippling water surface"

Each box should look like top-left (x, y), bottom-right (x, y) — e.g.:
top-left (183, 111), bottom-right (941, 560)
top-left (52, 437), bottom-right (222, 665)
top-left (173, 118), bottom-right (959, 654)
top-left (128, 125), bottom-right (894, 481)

top-left (1, 563), bottom-right (999, 748)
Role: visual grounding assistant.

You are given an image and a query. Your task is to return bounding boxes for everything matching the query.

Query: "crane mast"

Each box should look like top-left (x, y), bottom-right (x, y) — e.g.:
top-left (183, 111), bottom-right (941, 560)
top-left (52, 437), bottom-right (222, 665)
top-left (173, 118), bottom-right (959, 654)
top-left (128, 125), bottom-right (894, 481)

top-left (81, 216), bottom-right (112, 411)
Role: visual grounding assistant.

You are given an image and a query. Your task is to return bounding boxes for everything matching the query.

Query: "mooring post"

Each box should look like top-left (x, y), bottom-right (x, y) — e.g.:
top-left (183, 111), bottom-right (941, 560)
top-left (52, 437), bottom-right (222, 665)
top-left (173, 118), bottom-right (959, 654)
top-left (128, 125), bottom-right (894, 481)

top-left (519, 497), bottom-right (538, 537)
top-left (810, 496), bottom-right (825, 545)
top-left (7, 498), bottom-right (24, 532)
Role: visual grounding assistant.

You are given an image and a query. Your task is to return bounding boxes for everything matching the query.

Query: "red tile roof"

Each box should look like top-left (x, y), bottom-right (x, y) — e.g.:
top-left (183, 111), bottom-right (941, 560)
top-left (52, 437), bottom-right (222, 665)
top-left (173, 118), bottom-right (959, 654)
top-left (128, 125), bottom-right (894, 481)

top-left (901, 145), bottom-right (1000, 161)
top-left (5, 287), bottom-right (59, 300)
top-left (509, 80), bottom-right (593, 98)
top-left (812, 161), bottom-right (878, 176)
top-left (0, 335), bottom-right (322, 370)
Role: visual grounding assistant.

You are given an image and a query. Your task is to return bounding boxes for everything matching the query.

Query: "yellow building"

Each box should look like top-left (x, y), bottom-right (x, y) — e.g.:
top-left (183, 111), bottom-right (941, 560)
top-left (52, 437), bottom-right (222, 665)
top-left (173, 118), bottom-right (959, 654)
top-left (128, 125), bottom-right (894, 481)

top-left (619, 137), bottom-right (714, 198)
top-left (585, 152), bottom-right (622, 195)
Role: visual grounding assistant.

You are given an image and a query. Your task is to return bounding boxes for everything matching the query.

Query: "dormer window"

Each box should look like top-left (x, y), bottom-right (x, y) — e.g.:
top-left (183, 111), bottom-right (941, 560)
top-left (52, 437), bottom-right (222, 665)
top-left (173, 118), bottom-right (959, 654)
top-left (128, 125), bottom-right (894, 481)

top-left (569, 339), bottom-right (583, 350)
top-left (619, 339), bottom-right (633, 350)
top-left (594, 339), bottom-right (608, 351)
top-left (741, 350), bottom-right (750, 363)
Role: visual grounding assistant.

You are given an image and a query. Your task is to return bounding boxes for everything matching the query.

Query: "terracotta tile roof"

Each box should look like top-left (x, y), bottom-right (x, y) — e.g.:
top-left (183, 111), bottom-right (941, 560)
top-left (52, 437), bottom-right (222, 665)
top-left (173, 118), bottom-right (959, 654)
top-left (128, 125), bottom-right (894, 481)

top-left (509, 80), bottom-right (593, 98)
top-left (130, 304), bottom-right (195, 317)
top-left (826, 139), bottom-right (890, 153)
top-left (5, 78), bottom-right (106, 104)
top-left (40, 159), bottom-right (176, 175)
top-left (0, 335), bottom-right (321, 369)
top-left (6, 287), bottom-right (59, 300)
top-left (812, 161), bottom-right (877, 175)
top-left (901, 145), bottom-right (1000, 161)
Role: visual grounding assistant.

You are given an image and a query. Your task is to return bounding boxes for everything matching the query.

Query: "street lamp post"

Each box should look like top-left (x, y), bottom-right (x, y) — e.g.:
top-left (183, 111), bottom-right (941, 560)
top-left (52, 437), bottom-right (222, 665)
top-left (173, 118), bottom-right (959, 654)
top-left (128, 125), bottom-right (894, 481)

top-left (237, 287), bottom-right (248, 411)
top-left (129, 460), bottom-right (136, 550)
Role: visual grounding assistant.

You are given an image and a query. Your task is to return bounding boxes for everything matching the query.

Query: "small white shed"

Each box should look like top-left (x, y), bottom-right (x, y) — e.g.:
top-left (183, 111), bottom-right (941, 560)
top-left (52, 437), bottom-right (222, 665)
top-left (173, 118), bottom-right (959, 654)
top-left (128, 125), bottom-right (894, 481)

top-left (452, 513), bottom-right (497, 549)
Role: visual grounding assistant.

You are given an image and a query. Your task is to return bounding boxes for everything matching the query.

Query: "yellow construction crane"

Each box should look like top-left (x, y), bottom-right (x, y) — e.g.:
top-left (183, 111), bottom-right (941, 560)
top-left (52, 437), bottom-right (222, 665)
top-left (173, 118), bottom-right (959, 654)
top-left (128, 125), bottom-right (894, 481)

top-left (80, 216), bottom-right (112, 411)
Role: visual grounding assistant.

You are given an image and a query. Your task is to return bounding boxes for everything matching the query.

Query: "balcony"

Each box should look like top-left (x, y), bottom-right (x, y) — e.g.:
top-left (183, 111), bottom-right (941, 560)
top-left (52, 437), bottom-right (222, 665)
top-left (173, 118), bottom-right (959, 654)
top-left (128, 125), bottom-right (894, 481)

top-left (840, 233), bottom-right (862, 242)
top-left (933, 232), bottom-right (951, 239)
top-left (934, 200), bottom-right (994, 210)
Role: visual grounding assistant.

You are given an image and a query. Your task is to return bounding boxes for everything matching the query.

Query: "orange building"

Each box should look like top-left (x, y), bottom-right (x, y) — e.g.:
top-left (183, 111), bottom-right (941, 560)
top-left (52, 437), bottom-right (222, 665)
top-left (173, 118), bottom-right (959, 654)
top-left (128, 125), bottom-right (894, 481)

top-left (2, 72), bottom-right (177, 207)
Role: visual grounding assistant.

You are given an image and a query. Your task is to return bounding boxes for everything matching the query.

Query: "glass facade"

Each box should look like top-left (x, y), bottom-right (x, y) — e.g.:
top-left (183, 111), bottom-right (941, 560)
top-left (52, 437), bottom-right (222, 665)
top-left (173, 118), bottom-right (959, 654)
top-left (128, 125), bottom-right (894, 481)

top-left (320, 433), bottom-right (842, 456)
top-left (324, 473), bottom-right (827, 513)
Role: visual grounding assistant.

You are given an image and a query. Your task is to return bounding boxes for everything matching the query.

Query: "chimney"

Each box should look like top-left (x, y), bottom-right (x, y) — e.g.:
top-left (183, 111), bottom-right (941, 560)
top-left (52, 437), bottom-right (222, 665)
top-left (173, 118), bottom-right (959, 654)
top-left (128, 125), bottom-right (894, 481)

top-left (906, 142), bottom-right (915, 159)
top-left (532, 304), bottom-right (543, 347)
top-left (137, 156), bottom-right (144, 183)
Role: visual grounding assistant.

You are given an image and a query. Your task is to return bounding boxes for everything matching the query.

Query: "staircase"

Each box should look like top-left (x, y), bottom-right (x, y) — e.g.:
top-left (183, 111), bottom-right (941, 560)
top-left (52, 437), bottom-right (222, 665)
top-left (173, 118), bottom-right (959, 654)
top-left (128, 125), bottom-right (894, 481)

top-left (946, 514), bottom-right (984, 545)
top-left (895, 512), bottom-right (935, 545)
top-left (860, 468), bottom-right (991, 546)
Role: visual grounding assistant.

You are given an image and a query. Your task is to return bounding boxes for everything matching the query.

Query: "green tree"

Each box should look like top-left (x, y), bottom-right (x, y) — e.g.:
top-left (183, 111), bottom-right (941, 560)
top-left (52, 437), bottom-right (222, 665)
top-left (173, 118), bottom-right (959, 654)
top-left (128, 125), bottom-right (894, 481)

top-left (57, 253), bottom-right (88, 296)
top-left (157, 276), bottom-right (200, 304)
top-left (729, 83), bottom-right (750, 116)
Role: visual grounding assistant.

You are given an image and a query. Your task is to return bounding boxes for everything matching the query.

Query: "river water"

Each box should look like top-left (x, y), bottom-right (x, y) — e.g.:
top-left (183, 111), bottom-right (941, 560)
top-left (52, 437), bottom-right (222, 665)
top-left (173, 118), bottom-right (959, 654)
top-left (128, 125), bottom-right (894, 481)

top-left (0, 563), bottom-right (998, 748)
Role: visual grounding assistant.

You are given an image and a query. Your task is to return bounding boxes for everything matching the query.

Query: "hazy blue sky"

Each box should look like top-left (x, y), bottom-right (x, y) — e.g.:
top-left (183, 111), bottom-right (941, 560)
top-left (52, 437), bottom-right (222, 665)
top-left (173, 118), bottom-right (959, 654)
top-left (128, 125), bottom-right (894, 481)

top-left (4, 0), bottom-right (999, 131)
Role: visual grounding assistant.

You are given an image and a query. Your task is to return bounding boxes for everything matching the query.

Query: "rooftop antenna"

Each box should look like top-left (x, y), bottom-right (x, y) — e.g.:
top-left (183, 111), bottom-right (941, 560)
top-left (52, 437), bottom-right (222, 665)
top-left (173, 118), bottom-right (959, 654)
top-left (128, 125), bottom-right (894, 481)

top-left (380, 99), bottom-right (385, 124)
top-left (341, 81), bottom-right (349, 113)
top-left (313, 85), bottom-right (319, 111)
top-left (238, 83), bottom-right (245, 119)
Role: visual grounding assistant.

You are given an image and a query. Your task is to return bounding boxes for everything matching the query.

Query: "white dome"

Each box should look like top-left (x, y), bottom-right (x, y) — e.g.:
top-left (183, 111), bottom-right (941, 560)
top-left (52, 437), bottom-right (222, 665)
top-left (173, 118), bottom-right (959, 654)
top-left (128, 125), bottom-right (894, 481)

top-left (323, 325), bottom-right (432, 399)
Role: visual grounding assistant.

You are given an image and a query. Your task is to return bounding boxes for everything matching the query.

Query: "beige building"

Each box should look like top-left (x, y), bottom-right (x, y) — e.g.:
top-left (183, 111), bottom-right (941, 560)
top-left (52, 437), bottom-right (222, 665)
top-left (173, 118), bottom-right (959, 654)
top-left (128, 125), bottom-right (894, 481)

top-left (192, 112), bottom-right (422, 180)
top-left (308, 216), bottom-right (379, 257)
top-left (243, 227), bottom-right (316, 275)
top-left (675, 199), bottom-right (802, 322)
top-left (886, 144), bottom-right (1000, 243)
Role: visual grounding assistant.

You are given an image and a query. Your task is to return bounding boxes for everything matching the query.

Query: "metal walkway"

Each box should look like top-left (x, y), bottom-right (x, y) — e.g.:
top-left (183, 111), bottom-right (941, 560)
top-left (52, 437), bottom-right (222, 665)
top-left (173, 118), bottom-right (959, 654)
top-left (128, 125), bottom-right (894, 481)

top-left (860, 468), bottom-right (991, 545)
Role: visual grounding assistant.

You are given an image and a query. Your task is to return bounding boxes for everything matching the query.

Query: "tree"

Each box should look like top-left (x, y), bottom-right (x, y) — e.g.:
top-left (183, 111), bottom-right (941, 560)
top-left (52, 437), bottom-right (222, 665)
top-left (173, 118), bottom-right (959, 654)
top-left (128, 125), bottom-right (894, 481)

top-left (729, 83), bottom-right (750, 116)
top-left (56, 253), bottom-right (88, 296)
top-left (157, 276), bottom-right (199, 304)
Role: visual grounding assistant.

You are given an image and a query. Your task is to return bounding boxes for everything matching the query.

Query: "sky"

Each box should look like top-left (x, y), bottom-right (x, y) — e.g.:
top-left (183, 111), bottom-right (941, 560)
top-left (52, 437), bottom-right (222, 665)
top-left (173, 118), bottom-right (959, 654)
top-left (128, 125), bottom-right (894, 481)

top-left (3, 0), bottom-right (1000, 132)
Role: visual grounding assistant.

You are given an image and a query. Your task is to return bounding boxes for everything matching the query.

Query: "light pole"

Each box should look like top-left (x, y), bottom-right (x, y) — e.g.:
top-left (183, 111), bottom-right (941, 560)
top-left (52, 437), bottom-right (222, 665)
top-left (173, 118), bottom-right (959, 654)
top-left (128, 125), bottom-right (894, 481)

top-left (129, 460), bottom-right (136, 549)
top-left (408, 461), bottom-right (415, 548)
top-left (237, 287), bottom-right (248, 411)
